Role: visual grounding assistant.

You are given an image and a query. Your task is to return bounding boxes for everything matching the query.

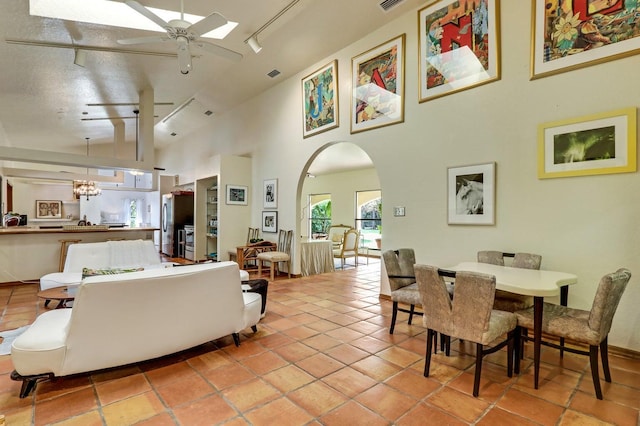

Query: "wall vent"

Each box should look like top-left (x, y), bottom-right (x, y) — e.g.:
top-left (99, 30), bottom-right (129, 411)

top-left (378, 0), bottom-right (405, 12)
top-left (267, 69), bottom-right (281, 78)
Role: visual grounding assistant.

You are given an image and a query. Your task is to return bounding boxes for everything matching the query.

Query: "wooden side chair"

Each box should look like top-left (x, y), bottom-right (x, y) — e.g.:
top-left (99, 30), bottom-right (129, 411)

top-left (257, 230), bottom-right (293, 281)
top-left (332, 229), bottom-right (359, 269)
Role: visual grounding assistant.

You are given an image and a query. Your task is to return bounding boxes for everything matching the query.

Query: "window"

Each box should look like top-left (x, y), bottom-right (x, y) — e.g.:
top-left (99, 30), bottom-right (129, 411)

top-left (356, 190), bottom-right (381, 248)
top-left (308, 194), bottom-right (331, 238)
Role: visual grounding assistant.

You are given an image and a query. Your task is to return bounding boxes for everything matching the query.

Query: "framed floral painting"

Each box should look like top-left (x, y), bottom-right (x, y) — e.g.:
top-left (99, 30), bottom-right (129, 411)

top-left (531, 0), bottom-right (640, 79)
top-left (351, 34), bottom-right (405, 133)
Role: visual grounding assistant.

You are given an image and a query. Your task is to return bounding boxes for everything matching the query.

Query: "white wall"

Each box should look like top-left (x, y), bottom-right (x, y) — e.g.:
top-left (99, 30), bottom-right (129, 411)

top-left (157, 3), bottom-right (640, 351)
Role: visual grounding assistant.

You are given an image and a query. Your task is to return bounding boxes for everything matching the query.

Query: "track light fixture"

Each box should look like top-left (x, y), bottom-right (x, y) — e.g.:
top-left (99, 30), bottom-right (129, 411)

top-left (244, 0), bottom-right (301, 54)
top-left (246, 36), bottom-right (262, 53)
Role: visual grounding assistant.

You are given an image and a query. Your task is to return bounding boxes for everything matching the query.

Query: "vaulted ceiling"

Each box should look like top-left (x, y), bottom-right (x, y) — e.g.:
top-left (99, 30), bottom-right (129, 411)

top-left (0, 0), bottom-right (425, 174)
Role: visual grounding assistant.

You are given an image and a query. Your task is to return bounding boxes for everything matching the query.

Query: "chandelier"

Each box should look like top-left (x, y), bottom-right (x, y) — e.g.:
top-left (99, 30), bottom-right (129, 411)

top-left (73, 137), bottom-right (102, 200)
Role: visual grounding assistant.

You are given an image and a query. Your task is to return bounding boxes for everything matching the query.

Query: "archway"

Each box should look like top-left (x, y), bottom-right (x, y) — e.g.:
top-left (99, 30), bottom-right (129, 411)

top-left (295, 142), bottom-right (381, 273)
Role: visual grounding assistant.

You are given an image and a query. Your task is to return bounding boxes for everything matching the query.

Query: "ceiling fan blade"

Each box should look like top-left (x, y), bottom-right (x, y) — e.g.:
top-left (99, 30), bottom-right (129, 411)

top-left (188, 12), bottom-right (227, 37)
top-left (125, 0), bottom-right (170, 30)
top-left (193, 41), bottom-right (243, 62)
top-left (117, 35), bottom-right (169, 45)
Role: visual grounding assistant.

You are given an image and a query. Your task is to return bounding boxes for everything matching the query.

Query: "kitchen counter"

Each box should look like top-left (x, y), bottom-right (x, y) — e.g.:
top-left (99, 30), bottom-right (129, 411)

top-left (0, 227), bottom-right (160, 283)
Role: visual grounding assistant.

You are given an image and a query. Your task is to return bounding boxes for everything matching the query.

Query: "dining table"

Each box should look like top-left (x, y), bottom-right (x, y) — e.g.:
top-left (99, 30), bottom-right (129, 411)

top-left (447, 261), bottom-right (578, 389)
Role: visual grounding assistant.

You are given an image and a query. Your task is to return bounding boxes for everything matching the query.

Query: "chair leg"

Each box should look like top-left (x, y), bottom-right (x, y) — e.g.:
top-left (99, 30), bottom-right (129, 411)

top-left (600, 337), bottom-right (611, 383)
top-left (390, 301), bottom-right (398, 334)
top-left (287, 260), bottom-right (291, 279)
top-left (521, 328), bottom-right (527, 359)
top-left (433, 332), bottom-right (438, 354)
top-left (270, 263), bottom-right (275, 281)
top-left (445, 335), bottom-right (451, 357)
top-left (258, 260), bottom-right (263, 278)
top-left (514, 327), bottom-right (522, 375)
top-left (589, 345), bottom-right (603, 400)
top-left (507, 330), bottom-right (515, 378)
top-left (424, 329), bottom-right (434, 377)
top-left (473, 343), bottom-right (483, 397)
top-left (408, 305), bottom-right (415, 325)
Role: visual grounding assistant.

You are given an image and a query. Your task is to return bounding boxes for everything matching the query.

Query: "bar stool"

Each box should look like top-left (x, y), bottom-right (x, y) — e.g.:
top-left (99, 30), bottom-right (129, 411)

top-left (58, 239), bottom-right (81, 272)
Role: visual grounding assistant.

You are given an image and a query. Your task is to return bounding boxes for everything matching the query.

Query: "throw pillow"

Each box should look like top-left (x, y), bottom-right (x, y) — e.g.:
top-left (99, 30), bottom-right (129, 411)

top-left (82, 267), bottom-right (144, 279)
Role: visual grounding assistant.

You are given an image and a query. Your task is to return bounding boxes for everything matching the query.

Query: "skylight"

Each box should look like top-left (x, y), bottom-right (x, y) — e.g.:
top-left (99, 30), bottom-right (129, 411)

top-left (30, 0), bottom-right (238, 39)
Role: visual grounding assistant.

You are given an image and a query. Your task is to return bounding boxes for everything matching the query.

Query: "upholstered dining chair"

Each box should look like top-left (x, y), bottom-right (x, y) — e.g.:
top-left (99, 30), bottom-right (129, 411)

top-left (415, 264), bottom-right (518, 397)
top-left (514, 268), bottom-right (631, 400)
top-left (257, 230), bottom-right (293, 281)
top-left (477, 251), bottom-right (541, 312)
top-left (327, 224), bottom-right (353, 249)
top-left (332, 229), bottom-right (360, 269)
top-left (382, 249), bottom-right (422, 335)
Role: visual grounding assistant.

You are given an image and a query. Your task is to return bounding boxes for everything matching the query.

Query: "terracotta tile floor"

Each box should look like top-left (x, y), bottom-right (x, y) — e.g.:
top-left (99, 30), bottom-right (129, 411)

top-left (1, 261), bottom-right (639, 425)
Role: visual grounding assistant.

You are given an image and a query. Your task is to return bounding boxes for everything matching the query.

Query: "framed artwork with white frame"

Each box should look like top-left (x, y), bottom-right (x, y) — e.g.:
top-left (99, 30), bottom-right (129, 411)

top-left (226, 185), bottom-right (248, 205)
top-left (447, 162), bottom-right (495, 225)
top-left (263, 179), bottom-right (278, 209)
top-left (262, 211), bottom-right (278, 233)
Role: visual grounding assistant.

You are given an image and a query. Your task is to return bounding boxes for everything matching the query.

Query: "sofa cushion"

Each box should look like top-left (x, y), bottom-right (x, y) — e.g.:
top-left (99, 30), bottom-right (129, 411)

top-left (82, 267), bottom-right (144, 279)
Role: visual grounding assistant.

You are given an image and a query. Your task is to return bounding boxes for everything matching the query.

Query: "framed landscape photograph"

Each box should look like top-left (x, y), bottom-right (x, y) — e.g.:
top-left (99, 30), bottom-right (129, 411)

top-left (262, 211), bottom-right (278, 233)
top-left (263, 179), bottom-right (278, 209)
top-left (36, 200), bottom-right (62, 219)
top-left (418, 0), bottom-right (501, 102)
top-left (302, 60), bottom-right (339, 138)
top-left (351, 34), bottom-right (405, 134)
top-left (226, 185), bottom-right (248, 205)
top-left (538, 107), bottom-right (637, 179)
top-left (531, 0), bottom-right (640, 79)
top-left (447, 162), bottom-right (495, 225)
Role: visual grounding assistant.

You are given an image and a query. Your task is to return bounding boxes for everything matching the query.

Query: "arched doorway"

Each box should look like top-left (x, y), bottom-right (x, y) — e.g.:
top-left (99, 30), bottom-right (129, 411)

top-left (296, 142), bottom-right (381, 272)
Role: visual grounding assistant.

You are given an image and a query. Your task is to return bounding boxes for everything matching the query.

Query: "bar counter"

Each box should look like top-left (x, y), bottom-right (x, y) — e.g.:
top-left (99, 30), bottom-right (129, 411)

top-left (0, 226), bottom-right (159, 283)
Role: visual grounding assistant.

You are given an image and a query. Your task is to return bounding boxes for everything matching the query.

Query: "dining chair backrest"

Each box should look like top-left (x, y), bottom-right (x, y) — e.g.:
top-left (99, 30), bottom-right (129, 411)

top-left (588, 268), bottom-right (631, 338)
top-left (512, 253), bottom-right (542, 270)
top-left (477, 251), bottom-right (504, 266)
top-left (341, 229), bottom-right (359, 252)
top-left (383, 249), bottom-right (415, 292)
top-left (277, 229), bottom-right (293, 255)
top-left (415, 265), bottom-right (496, 343)
top-left (247, 227), bottom-right (259, 243)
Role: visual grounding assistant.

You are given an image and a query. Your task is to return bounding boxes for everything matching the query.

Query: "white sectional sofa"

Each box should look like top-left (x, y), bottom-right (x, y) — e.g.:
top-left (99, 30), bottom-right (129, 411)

top-left (11, 261), bottom-right (261, 397)
top-left (39, 239), bottom-right (163, 292)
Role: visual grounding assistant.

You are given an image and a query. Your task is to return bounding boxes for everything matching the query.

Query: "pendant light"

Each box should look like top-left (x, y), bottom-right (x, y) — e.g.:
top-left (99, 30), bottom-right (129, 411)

top-left (73, 137), bottom-right (102, 200)
top-left (130, 109), bottom-right (144, 176)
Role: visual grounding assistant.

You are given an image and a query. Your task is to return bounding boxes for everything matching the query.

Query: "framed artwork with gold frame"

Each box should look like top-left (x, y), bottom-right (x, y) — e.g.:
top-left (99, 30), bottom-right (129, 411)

top-left (302, 60), bottom-right (338, 138)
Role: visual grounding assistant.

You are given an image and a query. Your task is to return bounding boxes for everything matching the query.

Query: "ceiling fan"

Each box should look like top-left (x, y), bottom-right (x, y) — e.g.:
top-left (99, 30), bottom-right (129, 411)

top-left (117, 0), bottom-right (243, 74)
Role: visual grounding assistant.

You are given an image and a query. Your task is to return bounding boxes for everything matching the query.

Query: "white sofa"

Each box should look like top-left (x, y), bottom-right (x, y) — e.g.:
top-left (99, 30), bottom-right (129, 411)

top-left (12, 261), bottom-right (261, 397)
top-left (39, 239), bottom-right (163, 292)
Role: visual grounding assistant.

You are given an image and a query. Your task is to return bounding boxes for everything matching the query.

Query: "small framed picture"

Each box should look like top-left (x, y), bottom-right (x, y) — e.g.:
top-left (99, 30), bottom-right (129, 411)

top-left (447, 162), bottom-right (496, 225)
top-left (226, 185), bottom-right (248, 205)
top-left (262, 211), bottom-right (278, 233)
top-left (538, 108), bottom-right (637, 179)
top-left (36, 200), bottom-right (62, 219)
top-left (263, 179), bottom-right (278, 209)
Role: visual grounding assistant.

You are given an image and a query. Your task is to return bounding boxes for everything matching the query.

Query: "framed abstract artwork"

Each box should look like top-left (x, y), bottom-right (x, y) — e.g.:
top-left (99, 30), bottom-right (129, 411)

top-left (531, 0), bottom-right (640, 79)
top-left (418, 0), bottom-right (501, 102)
top-left (226, 185), bottom-right (248, 205)
top-left (302, 60), bottom-right (339, 138)
top-left (537, 107), bottom-right (637, 179)
top-left (263, 179), bottom-right (278, 209)
top-left (447, 162), bottom-right (496, 225)
top-left (351, 34), bottom-right (405, 133)
top-left (262, 211), bottom-right (278, 233)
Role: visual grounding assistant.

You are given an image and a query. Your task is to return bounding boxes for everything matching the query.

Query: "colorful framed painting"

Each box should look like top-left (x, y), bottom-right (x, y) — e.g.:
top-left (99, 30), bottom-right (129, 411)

top-left (226, 185), bottom-right (248, 205)
top-left (36, 200), bottom-right (62, 219)
top-left (262, 211), bottom-right (278, 233)
top-left (263, 179), bottom-right (278, 209)
top-left (302, 60), bottom-right (339, 138)
top-left (537, 107), bottom-right (637, 179)
top-left (351, 34), bottom-right (405, 134)
top-left (447, 162), bottom-right (496, 225)
top-left (418, 0), bottom-right (501, 102)
top-left (531, 0), bottom-right (640, 79)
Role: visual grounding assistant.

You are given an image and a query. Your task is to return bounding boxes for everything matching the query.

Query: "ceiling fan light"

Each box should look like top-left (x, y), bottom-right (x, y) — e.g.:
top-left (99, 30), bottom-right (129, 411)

top-left (73, 48), bottom-right (86, 67)
top-left (247, 36), bottom-right (262, 54)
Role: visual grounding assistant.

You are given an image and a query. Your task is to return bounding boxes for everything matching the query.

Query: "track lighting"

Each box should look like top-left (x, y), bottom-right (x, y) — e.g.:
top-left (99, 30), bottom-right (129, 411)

top-left (73, 48), bottom-right (86, 67)
top-left (246, 36), bottom-right (262, 54)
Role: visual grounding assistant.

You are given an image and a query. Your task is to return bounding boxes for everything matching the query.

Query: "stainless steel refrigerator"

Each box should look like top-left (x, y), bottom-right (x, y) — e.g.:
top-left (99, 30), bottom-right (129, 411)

top-left (161, 191), bottom-right (194, 257)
